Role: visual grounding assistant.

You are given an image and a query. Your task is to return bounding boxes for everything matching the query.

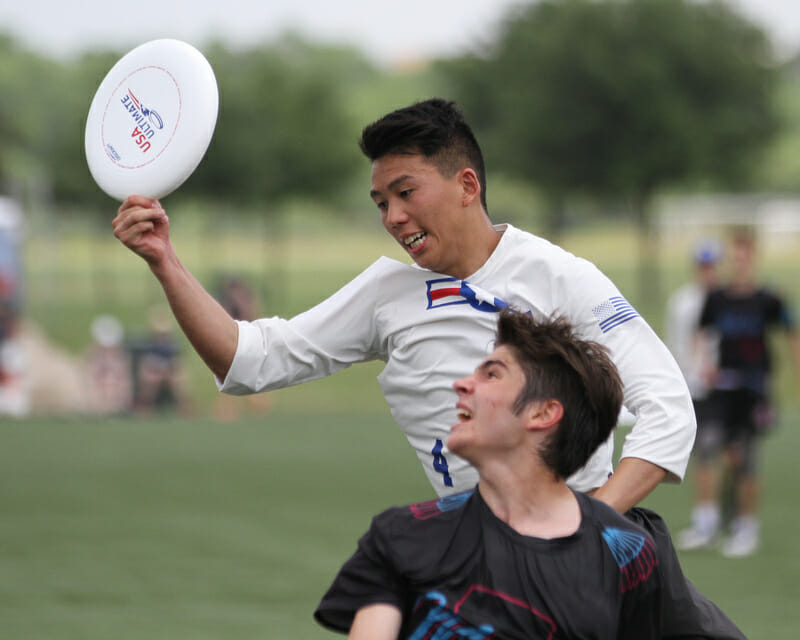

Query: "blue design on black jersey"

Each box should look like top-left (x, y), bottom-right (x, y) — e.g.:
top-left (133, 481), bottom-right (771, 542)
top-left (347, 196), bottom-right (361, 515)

top-left (410, 490), bottom-right (474, 520)
top-left (602, 526), bottom-right (658, 592)
top-left (409, 591), bottom-right (495, 640)
top-left (601, 527), bottom-right (646, 567)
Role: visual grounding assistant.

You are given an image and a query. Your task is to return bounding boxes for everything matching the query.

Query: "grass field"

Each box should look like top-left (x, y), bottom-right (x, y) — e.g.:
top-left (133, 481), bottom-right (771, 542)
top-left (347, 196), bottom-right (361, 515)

top-left (4, 210), bottom-right (800, 637)
top-left (2, 404), bottom-right (799, 639)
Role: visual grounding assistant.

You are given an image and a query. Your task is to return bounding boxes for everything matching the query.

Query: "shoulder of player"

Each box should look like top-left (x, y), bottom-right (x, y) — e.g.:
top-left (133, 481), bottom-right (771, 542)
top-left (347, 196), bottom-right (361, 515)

top-left (498, 226), bottom-right (615, 302)
top-left (580, 493), bottom-right (654, 542)
top-left (370, 490), bottom-right (476, 538)
top-left (755, 285), bottom-right (787, 304)
top-left (364, 255), bottom-right (449, 290)
top-left (504, 225), bottom-right (589, 268)
top-left (365, 491), bottom-right (479, 579)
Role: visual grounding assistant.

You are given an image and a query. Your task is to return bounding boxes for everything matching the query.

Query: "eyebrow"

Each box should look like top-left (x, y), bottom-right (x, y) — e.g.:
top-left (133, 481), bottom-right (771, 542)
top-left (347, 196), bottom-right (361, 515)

top-left (477, 358), bottom-right (509, 374)
top-left (369, 174), bottom-right (414, 200)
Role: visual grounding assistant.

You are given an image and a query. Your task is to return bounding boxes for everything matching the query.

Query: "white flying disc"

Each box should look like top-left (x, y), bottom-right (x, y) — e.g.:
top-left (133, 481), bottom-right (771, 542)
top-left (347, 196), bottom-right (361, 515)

top-left (84, 39), bottom-right (218, 201)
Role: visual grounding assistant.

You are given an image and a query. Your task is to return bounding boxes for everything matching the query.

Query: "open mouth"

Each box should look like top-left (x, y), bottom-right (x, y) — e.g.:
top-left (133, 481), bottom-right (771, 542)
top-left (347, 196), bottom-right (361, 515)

top-left (456, 408), bottom-right (473, 422)
top-left (403, 231), bottom-right (427, 250)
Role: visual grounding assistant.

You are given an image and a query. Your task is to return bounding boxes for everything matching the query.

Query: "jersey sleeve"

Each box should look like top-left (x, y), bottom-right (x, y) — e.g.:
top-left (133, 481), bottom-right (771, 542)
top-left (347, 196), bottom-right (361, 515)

top-left (314, 513), bottom-right (408, 633)
top-left (217, 260), bottom-right (387, 394)
top-left (770, 290), bottom-right (797, 330)
top-left (558, 258), bottom-right (696, 483)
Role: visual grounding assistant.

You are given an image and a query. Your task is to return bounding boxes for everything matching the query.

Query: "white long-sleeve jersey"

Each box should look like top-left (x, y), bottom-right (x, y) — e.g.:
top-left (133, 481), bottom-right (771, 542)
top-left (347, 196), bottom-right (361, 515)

top-left (219, 224), bottom-right (696, 497)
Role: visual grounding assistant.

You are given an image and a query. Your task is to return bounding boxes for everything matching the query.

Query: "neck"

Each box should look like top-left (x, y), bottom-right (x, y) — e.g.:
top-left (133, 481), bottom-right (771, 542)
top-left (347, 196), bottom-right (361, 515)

top-left (729, 275), bottom-right (756, 295)
top-left (476, 458), bottom-right (581, 539)
top-left (448, 212), bottom-right (502, 279)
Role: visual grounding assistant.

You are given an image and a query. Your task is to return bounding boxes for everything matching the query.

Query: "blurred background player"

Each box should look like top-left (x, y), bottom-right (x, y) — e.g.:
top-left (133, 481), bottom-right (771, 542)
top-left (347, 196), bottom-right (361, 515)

top-left (85, 314), bottom-right (132, 415)
top-left (664, 241), bottom-right (723, 551)
top-left (212, 275), bottom-right (271, 422)
top-left (665, 240), bottom-right (722, 403)
top-left (128, 307), bottom-right (189, 416)
top-left (680, 226), bottom-right (800, 557)
top-left (0, 196), bottom-right (28, 417)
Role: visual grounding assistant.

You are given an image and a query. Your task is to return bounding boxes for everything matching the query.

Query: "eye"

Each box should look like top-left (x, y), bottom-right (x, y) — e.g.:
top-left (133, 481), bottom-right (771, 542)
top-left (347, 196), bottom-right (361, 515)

top-left (399, 189), bottom-right (413, 198)
top-left (375, 200), bottom-right (388, 212)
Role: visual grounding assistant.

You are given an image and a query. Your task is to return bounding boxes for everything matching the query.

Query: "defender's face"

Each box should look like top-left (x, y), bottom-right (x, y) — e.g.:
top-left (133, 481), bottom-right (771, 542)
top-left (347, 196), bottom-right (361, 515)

top-left (370, 153), bottom-right (470, 277)
top-left (448, 345), bottom-right (529, 462)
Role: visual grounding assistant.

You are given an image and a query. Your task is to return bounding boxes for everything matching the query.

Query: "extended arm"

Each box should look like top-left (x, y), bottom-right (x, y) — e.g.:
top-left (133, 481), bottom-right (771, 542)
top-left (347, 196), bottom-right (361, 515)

top-left (592, 458), bottom-right (667, 513)
top-left (581, 297), bottom-right (696, 512)
top-left (112, 196), bottom-right (238, 380)
top-left (348, 604), bottom-right (403, 640)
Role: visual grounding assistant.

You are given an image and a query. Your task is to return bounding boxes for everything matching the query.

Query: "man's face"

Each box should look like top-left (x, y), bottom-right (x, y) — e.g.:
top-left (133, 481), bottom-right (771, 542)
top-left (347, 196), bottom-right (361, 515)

top-left (448, 345), bottom-right (530, 462)
top-left (370, 153), bottom-right (471, 277)
top-left (731, 239), bottom-right (756, 281)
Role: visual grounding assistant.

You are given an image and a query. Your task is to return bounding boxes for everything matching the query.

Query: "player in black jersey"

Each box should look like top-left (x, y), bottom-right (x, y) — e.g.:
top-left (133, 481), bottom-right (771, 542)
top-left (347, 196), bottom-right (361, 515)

top-left (684, 227), bottom-right (800, 557)
top-left (316, 311), bottom-right (661, 639)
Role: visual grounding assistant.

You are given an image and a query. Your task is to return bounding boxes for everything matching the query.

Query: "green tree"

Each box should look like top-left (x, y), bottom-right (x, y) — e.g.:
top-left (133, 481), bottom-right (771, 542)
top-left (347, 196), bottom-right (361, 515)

top-left (46, 50), bottom-right (123, 209)
top-left (0, 35), bottom-right (63, 199)
top-left (443, 0), bottom-right (779, 305)
top-left (189, 38), bottom-right (365, 207)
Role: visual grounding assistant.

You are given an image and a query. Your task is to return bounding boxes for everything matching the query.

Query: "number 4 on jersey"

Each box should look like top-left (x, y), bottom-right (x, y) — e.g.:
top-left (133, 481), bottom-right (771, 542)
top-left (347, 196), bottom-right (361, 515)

top-left (431, 439), bottom-right (453, 488)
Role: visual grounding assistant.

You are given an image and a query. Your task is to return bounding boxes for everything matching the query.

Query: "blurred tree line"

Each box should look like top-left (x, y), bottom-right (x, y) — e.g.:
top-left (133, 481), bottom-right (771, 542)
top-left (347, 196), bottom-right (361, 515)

top-left (0, 0), bottom-right (796, 253)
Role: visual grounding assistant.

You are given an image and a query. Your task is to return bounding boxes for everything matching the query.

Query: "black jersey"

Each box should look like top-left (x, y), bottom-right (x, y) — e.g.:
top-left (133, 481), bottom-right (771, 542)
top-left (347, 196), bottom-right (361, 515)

top-left (315, 489), bottom-right (660, 640)
top-left (700, 286), bottom-right (794, 390)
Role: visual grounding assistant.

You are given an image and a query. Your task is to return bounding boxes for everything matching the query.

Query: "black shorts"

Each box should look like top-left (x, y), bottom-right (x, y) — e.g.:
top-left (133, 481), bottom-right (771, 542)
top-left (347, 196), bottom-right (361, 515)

top-left (708, 388), bottom-right (773, 441)
top-left (692, 396), bottom-right (714, 428)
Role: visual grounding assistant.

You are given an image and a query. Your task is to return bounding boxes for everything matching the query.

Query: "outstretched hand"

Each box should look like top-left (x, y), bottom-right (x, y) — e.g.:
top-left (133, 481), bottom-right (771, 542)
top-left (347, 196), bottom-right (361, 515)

top-left (112, 195), bottom-right (171, 267)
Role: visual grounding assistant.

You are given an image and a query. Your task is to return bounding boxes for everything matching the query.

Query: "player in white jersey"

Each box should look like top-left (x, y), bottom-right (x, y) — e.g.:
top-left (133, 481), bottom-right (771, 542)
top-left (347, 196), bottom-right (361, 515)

top-left (112, 98), bottom-right (694, 512)
top-left (223, 227), bottom-right (692, 499)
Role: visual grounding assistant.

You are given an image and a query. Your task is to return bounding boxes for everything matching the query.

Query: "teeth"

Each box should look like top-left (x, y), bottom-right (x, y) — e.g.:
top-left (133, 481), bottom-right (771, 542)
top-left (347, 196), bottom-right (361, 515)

top-left (456, 409), bottom-right (472, 421)
top-left (404, 232), bottom-right (426, 249)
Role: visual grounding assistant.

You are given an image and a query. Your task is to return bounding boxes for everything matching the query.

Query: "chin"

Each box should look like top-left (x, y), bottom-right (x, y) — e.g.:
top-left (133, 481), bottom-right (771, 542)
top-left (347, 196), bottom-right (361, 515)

top-left (445, 434), bottom-right (460, 454)
top-left (446, 433), bottom-right (468, 458)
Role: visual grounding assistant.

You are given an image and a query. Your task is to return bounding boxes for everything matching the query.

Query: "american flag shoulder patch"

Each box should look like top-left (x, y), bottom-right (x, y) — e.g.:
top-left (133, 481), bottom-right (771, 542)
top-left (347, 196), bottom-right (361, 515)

top-left (592, 296), bottom-right (640, 333)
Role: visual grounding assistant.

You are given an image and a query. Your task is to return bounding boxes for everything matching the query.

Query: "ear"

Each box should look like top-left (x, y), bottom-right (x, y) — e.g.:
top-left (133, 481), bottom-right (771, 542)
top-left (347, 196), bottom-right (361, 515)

top-left (525, 399), bottom-right (564, 431)
top-left (458, 167), bottom-right (481, 207)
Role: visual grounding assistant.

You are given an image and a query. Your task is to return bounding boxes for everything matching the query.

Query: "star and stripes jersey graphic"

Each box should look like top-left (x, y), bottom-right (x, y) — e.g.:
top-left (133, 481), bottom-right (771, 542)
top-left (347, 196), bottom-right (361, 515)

top-left (592, 296), bottom-right (640, 334)
top-left (426, 277), bottom-right (509, 313)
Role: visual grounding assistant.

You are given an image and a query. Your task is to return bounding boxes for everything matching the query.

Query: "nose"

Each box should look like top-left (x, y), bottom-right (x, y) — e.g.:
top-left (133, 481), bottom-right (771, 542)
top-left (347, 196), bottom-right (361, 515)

top-left (453, 374), bottom-right (473, 396)
top-left (384, 202), bottom-right (409, 228)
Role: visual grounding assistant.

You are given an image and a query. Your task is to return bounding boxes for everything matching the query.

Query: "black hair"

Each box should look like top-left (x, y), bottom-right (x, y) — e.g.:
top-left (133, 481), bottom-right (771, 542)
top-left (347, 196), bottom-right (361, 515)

top-left (359, 98), bottom-right (488, 211)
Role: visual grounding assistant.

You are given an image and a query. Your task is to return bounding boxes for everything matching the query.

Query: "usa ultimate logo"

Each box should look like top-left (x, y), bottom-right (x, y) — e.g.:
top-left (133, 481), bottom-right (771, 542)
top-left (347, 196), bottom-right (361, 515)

top-left (119, 89), bottom-right (165, 153)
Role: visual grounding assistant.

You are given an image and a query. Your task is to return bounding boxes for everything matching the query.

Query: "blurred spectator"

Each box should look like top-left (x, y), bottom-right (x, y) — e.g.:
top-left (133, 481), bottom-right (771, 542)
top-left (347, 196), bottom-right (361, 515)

top-left (666, 241), bottom-right (723, 553)
top-left (128, 307), bottom-right (189, 416)
top-left (678, 227), bottom-right (800, 557)
top-left (0, 196), bottom-right (29, 417)
top-left (665, 240), bottom-right (722, 399)
top-left (217, 275), bottom-right (259, 322)
top-left (85, 315), bottom-right (132, 415)
top-left (213, 275), bottom-right (271, 422)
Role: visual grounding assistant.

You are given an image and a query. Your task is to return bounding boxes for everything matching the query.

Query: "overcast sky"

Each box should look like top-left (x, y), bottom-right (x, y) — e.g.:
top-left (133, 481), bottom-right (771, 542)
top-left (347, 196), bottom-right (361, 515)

top-left (1, 0), bottom-right (799, 66)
